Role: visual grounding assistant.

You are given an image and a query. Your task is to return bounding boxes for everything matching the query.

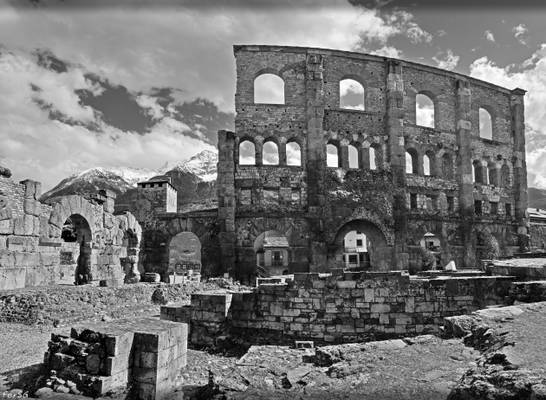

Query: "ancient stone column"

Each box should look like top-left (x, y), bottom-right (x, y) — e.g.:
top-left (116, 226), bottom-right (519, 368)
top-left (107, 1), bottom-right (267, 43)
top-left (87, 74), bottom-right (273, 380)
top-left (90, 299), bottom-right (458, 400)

top-left (455, 78), bottom-right (475, 267)
top-left (216, 130), bottom-right (237, 276)
top-left (511, 88), bottom-right (529, 251)
top-left (305, 51), bottom-right (327, 271)
top-left (386, 59), bottom-right (408, 269)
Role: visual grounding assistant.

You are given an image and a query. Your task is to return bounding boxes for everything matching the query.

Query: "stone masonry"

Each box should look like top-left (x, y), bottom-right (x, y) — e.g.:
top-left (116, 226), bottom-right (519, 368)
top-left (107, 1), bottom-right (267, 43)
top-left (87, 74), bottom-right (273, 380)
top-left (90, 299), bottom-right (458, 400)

top-left (161, 271), bottom-right (513, 346)
top-left (215, 45), bottom-right (529, 282)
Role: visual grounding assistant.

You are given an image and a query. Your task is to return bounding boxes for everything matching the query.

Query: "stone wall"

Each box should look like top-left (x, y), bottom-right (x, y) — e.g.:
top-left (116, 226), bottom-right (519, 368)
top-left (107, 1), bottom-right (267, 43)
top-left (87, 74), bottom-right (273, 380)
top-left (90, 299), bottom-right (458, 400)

top-left (161, 271), bottom-right (514, 346)
top-left (0, 171), bottom-right (142, 290)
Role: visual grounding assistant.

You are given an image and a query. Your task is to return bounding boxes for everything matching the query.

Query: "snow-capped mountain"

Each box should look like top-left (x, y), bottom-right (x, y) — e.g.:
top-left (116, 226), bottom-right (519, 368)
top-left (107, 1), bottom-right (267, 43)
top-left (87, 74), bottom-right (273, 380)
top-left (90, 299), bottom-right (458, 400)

top-left (168, 150), bottom-right (218, 182)
top-left (40, 150), bottom-right (218, 205)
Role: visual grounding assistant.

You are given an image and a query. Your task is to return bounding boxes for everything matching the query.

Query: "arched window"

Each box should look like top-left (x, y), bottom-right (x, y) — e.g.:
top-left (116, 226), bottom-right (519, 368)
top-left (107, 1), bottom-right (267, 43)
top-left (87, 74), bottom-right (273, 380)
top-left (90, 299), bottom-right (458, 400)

top-left (327, 143), bottom-right (339, 167)
top-left (442, 153), bottom-right (454, 179)
top-left (406, 149), bottom-right (418, 174)
top-left (348, 144), bottom-right (359, 169)
top-left (416, 93), bottom-right (435, 128)
top-left (501, 164), bottom-right (510, 188)
top-left (479, 108), bottom-right (493, 140)
top-left (339, 79), bottom-right (365, 110)
top-left (473, 160), bottom-right (484, 183)
top-left (369, 147), bottom-right (377, 170)
top-left (286, 141), bottom-right (301, 166)
top-left (239, 140), bottom-right (255, 165)
top-left (254, 73), bottom-right (284, 104)
top-left (423, 154), bottom-right (431, 176)
top-left (262, 141), bottom-right (279, 165)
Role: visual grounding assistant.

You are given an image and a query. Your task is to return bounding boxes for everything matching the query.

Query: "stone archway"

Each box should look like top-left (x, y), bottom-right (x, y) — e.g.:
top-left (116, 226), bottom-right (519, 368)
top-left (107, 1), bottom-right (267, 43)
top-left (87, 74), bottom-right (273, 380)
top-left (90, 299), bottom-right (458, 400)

top-left (168, 231), bottom-right (202, 282)
top-left (60, 213), bottom-right (92, 285)
top-left (253, 230), bottom-right (290, 277)
top-left (329, 219), bottom-right (391, 271)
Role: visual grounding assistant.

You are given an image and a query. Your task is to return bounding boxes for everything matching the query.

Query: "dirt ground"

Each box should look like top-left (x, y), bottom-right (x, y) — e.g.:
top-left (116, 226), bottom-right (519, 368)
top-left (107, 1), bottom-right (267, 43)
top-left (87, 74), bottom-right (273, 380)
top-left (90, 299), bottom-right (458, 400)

top-left (0, 320), bottom-right (479, 400)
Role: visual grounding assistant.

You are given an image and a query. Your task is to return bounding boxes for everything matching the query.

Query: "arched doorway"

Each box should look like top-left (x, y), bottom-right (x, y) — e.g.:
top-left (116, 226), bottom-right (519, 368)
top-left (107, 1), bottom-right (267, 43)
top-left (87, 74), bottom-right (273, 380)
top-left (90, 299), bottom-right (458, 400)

top-left (419, 232), bottom-right (441, 270)
top-left (122, 229), bottom-right (140, 283)
top-left (60, 214), bottom-right (92, 285)
top-left (330, 219), bottom-right (390, 271)
top-left (342, 230), bottom-right (370, 269)
top-left (254, 230), bottom-right (290, 277)
top-left (168, 232), bottom-right (202, 282)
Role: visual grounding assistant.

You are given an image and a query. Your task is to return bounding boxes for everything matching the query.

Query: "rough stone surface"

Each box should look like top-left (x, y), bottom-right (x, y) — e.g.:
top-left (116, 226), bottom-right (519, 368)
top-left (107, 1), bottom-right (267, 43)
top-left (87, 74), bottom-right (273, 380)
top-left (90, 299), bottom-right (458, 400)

top-left (42, 318), bottom-right (188, 400)
top-left (162, 271), bottom-right (514, 345)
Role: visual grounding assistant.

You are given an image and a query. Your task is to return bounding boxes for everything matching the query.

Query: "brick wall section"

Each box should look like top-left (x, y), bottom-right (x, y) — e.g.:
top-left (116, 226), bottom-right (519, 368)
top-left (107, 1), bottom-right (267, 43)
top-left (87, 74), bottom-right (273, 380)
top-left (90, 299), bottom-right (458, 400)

top-left (161, 272), bottom-right (514, 345)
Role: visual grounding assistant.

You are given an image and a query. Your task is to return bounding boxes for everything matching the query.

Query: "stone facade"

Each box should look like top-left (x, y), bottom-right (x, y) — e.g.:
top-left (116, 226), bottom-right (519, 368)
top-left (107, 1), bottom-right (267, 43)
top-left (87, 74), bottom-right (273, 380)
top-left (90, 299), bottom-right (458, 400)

top-left (215, 45), bottom-right (529, 281)
top-left (0, 171), bottom-right (142, 290)
top-left (161, 271), bottom-right (513, 346)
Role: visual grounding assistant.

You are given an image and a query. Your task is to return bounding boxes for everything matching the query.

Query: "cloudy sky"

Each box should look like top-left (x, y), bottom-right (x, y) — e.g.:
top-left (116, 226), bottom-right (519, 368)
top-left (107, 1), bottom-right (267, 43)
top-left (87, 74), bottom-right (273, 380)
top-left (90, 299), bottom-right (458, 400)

top-left (1, 0), bottom-right (546, 191)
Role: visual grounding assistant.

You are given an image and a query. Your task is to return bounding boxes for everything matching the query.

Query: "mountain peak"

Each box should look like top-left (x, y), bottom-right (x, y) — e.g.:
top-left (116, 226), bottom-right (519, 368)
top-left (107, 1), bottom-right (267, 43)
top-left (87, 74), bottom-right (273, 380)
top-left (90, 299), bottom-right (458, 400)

top-left (169, 149), bottom-right (218, 182)
top-left (40, 150), bottom-right (219, 201)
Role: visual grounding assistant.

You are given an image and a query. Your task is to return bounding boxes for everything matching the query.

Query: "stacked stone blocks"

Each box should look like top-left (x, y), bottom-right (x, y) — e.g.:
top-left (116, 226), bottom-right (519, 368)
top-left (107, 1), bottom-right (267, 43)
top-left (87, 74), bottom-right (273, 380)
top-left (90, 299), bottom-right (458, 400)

top-left (43, 318), bottom-right (187, 399)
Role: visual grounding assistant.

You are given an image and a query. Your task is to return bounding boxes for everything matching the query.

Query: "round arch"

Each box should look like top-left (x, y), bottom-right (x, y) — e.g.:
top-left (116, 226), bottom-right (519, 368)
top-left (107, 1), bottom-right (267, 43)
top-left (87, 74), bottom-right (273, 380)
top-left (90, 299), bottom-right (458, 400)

top-left (254, 230), bottom-right (290, 277)
top-left (329, 219), bottom-right (390, 271)
top-left (60, 213), bottom-right (92, 285)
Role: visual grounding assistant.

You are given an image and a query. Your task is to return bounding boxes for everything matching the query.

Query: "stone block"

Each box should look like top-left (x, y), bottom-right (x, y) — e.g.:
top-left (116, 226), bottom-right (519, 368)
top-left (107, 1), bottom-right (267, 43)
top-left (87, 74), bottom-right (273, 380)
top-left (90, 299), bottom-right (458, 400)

top-left (0, 267), bottom-right (26, 290)
top-left (0, 219), bottom-right (13, 234)
top-left (336, 280), bottom-right (356, 289)
top-left (13, 214), bottom-right (36, 236)
top-left (370, 303), bottom-right (390, 313)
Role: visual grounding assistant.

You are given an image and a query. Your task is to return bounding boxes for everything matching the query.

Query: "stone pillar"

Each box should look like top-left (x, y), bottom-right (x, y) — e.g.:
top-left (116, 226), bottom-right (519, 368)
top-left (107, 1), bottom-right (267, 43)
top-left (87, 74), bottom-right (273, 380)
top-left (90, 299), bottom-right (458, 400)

top-left (455, 79), bottom-right (475, 267)
top-left (305, 51), bottom-right (327, 271)
top-left (511, 88), bottom-right (529, 251)
top-left (217, 130), bottom-right (237, 276)
top-left (255, 137), bottom-right (263, 166)
top-left (360, 145), bottom-right (370, 169)
top-left (339, 140), bottom-right (349, 170)
top-left (386, 60), bottom-right (408, 269)
top-left (278, 139), bottom-right (287, 166)
top-left (416, 152), bottom-right (424, 176)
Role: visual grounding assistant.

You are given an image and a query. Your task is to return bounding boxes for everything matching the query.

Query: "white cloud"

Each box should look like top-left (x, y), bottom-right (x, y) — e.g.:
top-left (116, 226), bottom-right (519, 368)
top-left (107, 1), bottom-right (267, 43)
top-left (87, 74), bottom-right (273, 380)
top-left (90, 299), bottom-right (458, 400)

top-left (512, 23), bottom-right (529, 45)
top-left (484, 30), bottom-right (495, 43)
top-left (136, 94), bottom-right (165, 120)
top-left (0, 49), bottom-right (97, 123)
top-left (383, 10), bottom-right (433, 45)
top-left (370, 45), bottom-right (402, 58)
top-left (469, 45), bottom-right (546, 188)
top-left (432, 49), bottom-right (460, 71)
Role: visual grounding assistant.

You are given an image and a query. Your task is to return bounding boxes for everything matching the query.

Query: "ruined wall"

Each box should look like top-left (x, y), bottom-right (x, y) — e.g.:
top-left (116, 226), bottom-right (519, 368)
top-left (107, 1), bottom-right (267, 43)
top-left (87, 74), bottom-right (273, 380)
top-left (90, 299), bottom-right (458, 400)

top-left (216, 45), bottom-right (528, 280)
top-left (0, 169), bottom-right (142, 290)
top-left (162, 271), bottom-right (513, 345)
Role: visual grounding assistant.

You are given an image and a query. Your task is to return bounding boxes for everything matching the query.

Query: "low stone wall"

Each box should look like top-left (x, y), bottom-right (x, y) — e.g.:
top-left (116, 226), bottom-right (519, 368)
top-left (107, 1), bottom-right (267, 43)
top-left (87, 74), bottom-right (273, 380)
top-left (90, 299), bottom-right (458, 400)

top-left (41, 318), bottom-right (187, 399)
top-left (161, 271), bottom-right (514, 346)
